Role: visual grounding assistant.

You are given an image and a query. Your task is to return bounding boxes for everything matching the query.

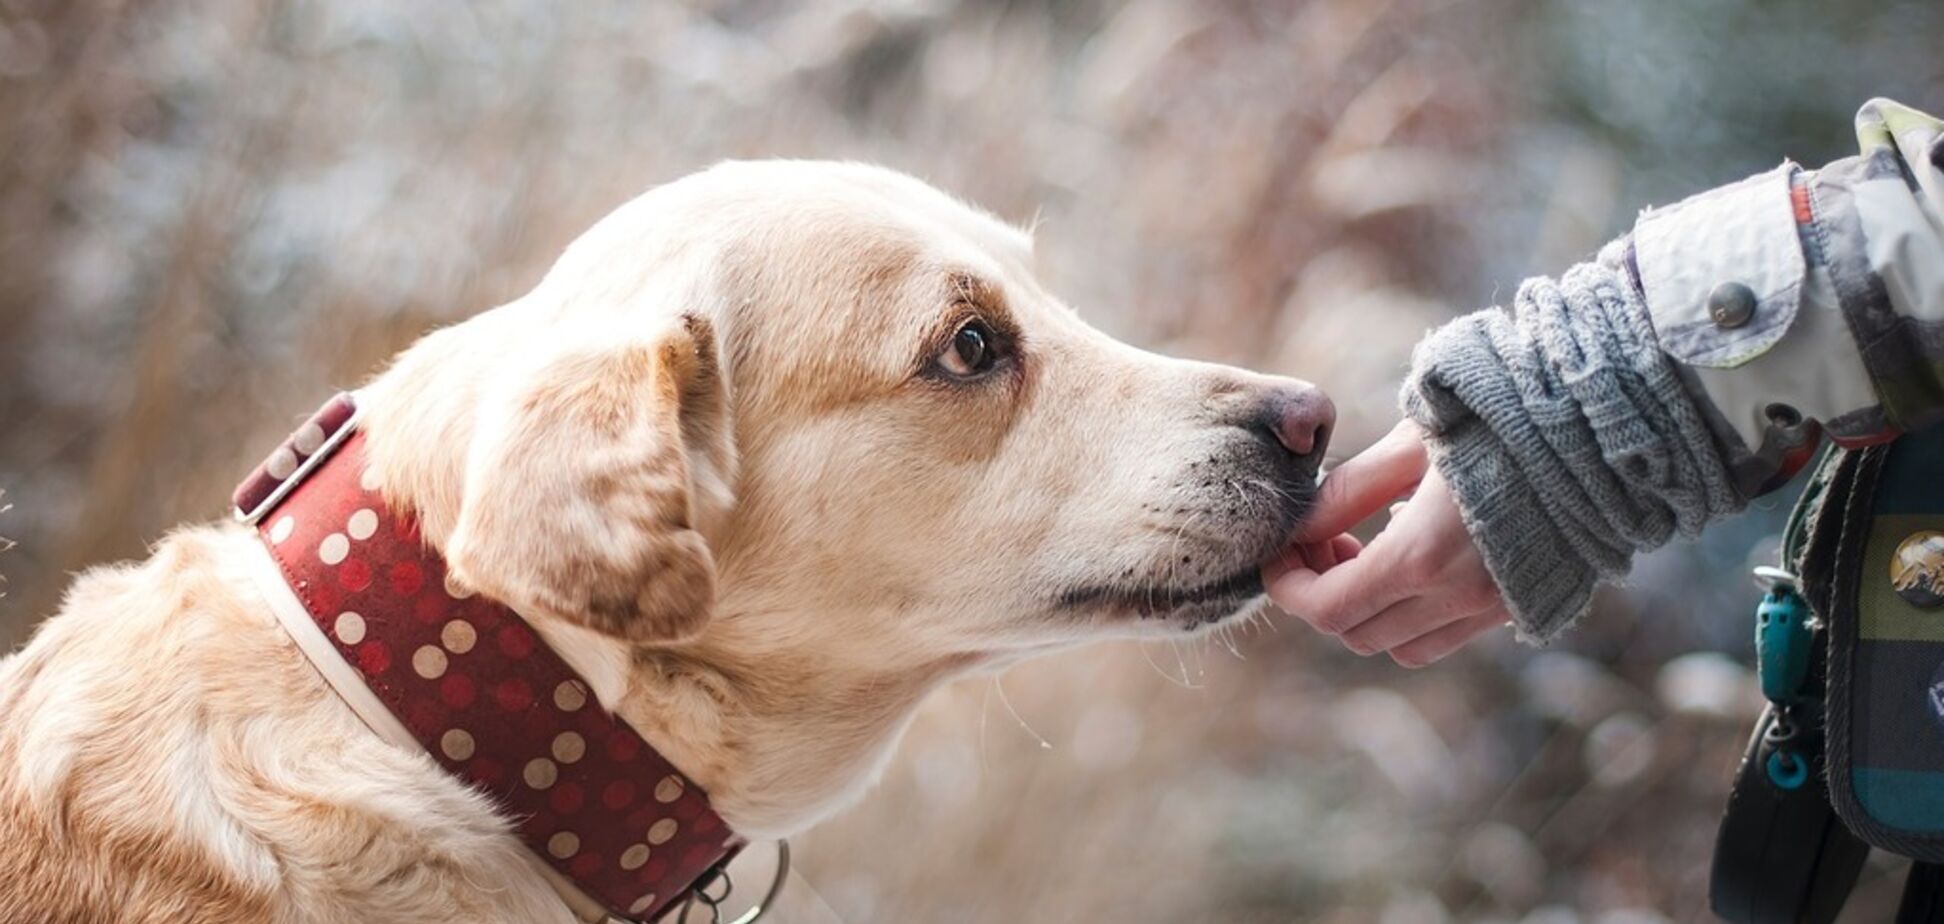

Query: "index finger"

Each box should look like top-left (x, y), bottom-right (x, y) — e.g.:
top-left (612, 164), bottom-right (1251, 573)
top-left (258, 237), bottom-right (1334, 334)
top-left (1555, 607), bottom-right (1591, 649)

top-left (1295, 420), bottom-right (1429, 542)
top-left (1267, 538), bottom-right (1412, 636)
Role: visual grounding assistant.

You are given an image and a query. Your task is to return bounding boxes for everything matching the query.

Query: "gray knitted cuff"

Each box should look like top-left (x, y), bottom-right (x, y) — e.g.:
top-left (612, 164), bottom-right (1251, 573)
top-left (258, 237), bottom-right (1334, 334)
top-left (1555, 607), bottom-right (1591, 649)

top-left (1421, 418), bottom-right (1601, 642)
top-left (1401, 260), bottom-right (1746, 643)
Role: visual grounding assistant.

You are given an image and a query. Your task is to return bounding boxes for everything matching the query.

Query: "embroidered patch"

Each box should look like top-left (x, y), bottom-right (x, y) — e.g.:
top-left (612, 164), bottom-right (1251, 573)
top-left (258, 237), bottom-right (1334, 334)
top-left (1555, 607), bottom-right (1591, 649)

top-left (1894, 530), bottom-right (1944, 609)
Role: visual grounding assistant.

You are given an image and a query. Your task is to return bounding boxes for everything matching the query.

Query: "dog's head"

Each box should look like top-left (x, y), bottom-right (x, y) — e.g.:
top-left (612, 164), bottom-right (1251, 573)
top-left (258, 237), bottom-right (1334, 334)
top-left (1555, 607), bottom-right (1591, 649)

top-left (373, 160), bottom-right (1330, 664)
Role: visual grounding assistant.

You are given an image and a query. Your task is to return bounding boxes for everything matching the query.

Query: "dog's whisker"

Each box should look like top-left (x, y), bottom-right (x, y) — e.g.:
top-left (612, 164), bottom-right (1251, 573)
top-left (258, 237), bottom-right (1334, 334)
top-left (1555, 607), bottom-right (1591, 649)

top-left (977, 678), bottom-right (994, 774)
top-left (1138, 641), bottom-right (1202, 690)
top-left (1215, 620), bottom-right (1246, 661)
top-left (1168, 638), bottom-right (1204, 689)
top-left (1151, 505), bottom-right (1204, 619)
top-left (993, 671), bottom-right (1053, 751)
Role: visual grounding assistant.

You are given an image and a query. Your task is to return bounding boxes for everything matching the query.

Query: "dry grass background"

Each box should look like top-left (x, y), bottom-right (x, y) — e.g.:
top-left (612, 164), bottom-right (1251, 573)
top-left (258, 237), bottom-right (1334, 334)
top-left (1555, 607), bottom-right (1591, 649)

top-left (1, 1), bottom-right (1940, 921)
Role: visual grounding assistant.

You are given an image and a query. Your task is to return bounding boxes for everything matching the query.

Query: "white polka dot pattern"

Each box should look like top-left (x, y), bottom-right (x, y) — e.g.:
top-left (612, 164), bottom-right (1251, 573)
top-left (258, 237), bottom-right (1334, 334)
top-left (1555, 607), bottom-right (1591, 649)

top-left (247, 418), bottom-right (735, 923)
top-left (441, 728), bottom-right (475, 761)
top-left (443, 573), bottom-right (475, 599)
top-left (552, 731), bottom-right (585, 764)
top-left (292, 422), bottom-right (326, 455)
top-left (524, 757), bottom-right (558, 790)
top-left (266, 447), bottom-right (299, 480)
top-left (346, 508), bottom-right (378, 540)
top-left (412, 645), bottom-right (448, 679)
top-left (231, 393), bottom-right (359, 522)
top-left (440, 619), bottom-right (476, 654)
top-left (333, 612), bottom-right (366, 645)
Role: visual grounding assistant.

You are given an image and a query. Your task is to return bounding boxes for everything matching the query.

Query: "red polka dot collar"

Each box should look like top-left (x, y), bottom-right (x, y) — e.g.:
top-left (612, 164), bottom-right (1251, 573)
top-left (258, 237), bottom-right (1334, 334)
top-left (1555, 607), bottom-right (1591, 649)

top-left (234, 394), bottom-right (740, 922)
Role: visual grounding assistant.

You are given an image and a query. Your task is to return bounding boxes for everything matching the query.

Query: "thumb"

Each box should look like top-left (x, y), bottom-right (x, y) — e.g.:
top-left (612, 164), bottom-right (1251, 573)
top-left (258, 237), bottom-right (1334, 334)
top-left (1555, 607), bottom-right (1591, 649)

top-left (1294, 419), bottom-right (1430, 542)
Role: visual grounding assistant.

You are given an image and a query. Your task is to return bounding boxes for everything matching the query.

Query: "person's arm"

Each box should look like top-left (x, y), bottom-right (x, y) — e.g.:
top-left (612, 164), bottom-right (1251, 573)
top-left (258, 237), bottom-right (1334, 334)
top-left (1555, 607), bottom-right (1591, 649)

top-left (1634, 97), bottom-right (1944, 489)
top-left (1268, 98), bottom-right (1944, 660)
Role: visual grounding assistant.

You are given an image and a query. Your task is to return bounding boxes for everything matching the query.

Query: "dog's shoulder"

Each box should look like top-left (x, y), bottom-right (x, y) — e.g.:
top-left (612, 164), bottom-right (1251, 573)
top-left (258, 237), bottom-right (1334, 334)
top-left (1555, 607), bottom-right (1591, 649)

top-left (0, 526), bottom-right (284, 922)
top-left (0, 525), bottom-right (567, 924)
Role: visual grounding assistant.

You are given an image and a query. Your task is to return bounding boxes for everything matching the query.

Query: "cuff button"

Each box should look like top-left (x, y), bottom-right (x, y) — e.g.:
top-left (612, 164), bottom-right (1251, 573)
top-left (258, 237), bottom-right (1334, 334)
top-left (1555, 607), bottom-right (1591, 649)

top-left (1708, 281), bottom-right (1758, 329)
top-left (1764, 403), bottom-right (1803, 428)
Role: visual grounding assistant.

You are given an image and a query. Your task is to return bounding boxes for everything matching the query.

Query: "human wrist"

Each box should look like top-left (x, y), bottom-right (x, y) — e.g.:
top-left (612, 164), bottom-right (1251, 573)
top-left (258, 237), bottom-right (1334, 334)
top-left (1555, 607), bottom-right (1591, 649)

top-left (1417, 417), bottom-right (1596, 643)
top-left (1399, 260), bottom-right (1744, 644)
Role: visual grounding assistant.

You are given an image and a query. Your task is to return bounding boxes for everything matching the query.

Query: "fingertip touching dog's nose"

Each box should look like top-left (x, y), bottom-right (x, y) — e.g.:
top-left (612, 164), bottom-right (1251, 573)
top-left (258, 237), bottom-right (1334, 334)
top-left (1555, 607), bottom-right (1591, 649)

top-left (1262, 384), bottom-right (1335, 468)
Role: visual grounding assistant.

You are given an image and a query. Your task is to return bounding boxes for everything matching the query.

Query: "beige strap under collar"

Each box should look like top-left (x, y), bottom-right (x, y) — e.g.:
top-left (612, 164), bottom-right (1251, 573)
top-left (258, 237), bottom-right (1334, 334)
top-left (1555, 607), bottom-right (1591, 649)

top-left (244, 537), bottom-right (617, 923)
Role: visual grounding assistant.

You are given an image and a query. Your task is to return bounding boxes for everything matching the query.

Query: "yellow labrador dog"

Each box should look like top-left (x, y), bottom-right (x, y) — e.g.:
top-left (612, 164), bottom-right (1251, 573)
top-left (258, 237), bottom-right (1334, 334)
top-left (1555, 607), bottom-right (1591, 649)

top-left (0, 161), bottom-right (1331, 923)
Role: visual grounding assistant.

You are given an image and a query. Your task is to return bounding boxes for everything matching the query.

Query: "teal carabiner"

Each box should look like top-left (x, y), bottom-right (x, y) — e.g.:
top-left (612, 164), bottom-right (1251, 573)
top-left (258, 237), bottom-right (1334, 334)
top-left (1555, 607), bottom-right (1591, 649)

top-left (1766, 748), bottom-right (1810, 790)
top-left (1756, 584), bottom-right (1814, 705)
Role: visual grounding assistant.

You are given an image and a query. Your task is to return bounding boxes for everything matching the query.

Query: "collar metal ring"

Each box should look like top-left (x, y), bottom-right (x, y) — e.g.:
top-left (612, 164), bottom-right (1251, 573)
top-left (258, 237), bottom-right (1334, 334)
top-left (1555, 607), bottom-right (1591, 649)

top-left (724, 840), bottom-right (790, 924)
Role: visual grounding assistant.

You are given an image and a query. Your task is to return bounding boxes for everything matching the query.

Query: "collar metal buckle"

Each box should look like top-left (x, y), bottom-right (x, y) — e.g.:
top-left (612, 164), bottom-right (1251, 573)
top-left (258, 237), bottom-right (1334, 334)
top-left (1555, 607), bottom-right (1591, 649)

top-left (662, 841), bottom-right (790, 924)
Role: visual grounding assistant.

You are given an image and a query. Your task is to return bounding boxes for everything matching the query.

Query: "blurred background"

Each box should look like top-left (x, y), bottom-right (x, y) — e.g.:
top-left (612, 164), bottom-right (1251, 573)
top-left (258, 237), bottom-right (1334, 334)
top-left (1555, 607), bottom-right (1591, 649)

top-left (2, 0), bottom-right (1940, 921)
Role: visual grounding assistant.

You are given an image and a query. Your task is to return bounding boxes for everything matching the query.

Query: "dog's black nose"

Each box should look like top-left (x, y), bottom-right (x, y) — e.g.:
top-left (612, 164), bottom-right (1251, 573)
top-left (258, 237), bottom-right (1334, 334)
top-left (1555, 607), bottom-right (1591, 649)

top-left (1257, 383), bottom-right (1334, 472)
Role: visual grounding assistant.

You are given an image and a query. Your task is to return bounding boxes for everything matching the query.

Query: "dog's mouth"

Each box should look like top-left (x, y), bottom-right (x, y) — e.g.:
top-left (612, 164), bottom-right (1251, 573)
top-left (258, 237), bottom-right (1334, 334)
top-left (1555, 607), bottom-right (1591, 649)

top-left (1050, 460), bottom-right (1314, 631)
top-left (1056, 565), bottom-right (1267, 628)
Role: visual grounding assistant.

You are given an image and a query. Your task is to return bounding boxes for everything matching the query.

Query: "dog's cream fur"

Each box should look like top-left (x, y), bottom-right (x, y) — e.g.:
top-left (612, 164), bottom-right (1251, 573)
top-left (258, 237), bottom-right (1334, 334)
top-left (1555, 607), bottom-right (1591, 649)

top-left (0, 161), bottom-right (1325, 923)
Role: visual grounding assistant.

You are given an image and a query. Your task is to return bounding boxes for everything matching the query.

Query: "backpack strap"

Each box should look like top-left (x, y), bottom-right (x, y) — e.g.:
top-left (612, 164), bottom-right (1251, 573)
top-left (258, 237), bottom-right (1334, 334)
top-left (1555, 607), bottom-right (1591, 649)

top-left (1821, 423), bottom-right (1944, 861)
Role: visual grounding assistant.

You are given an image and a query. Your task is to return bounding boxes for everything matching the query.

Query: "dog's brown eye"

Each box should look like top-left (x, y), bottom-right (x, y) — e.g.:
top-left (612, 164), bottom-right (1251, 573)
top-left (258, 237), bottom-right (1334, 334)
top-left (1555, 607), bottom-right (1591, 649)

top-left (940, 319), bottom-right (998, 377)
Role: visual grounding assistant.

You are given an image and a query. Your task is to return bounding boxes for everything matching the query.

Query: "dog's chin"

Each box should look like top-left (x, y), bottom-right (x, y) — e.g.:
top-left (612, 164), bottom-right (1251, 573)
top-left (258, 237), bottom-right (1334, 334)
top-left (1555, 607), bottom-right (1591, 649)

top-left (1156, 590), bottom-right (1271, 636)
top-left (1056, 479), bottom-right (1313, 634)
top-left (1059, 565), bottom-right (1269, 634)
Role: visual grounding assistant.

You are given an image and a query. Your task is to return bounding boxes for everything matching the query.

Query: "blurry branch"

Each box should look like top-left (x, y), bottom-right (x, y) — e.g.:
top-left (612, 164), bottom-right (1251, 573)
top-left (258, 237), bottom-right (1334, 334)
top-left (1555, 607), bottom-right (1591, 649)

top-left (1313, 55), bottom-right (1439, 162)
top-left (1288, 0), bottom-right (1400, 76)
top-left (0, 0), bottom-right (139, 430)
top-left (0, 489), bottom-right (13, 600)
top-left (1309, 55), bottom-right (1477, 220)
top-left (46, 1), bottom-right (290, 582)
top-left (1528, 142), bottom-right (1624, 269)
top-left (1309, 147), bottom-right (1477, 219)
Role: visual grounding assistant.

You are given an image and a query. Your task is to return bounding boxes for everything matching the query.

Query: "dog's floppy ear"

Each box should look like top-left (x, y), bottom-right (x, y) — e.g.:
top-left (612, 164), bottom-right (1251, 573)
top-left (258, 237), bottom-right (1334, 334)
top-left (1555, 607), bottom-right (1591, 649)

top-left (444, 314), bottom-right (733, 644)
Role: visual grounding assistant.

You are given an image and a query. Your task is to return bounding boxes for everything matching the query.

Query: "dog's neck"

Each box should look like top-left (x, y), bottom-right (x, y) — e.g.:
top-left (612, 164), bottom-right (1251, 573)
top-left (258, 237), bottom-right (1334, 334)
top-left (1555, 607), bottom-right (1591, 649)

top-left (355, 324), bottom-right (983, 838)
top-left (613, 615), bottom-right (983, 838)
top-left (508, 597), bottom-right (978, 839)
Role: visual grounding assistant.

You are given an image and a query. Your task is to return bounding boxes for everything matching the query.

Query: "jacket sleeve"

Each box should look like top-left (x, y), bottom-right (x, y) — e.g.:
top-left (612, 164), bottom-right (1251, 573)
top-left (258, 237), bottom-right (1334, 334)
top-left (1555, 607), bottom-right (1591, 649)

top-left (1631, 98), bottom-right (1944, 496)
top-left (1399, 99), bottom-right (1944, 642)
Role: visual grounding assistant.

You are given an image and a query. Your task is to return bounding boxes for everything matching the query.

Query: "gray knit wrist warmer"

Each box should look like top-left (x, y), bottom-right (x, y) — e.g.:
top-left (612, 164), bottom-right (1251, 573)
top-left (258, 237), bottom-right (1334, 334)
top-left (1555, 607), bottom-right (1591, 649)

top-left (1400, 258), bottom-right (1746, 643)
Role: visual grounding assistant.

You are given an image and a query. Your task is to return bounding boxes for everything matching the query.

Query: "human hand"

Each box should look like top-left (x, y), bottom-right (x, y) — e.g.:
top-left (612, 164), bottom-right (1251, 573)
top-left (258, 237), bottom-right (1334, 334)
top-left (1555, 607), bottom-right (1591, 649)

top-left (1264, 420), bottom-right (1511, 667)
